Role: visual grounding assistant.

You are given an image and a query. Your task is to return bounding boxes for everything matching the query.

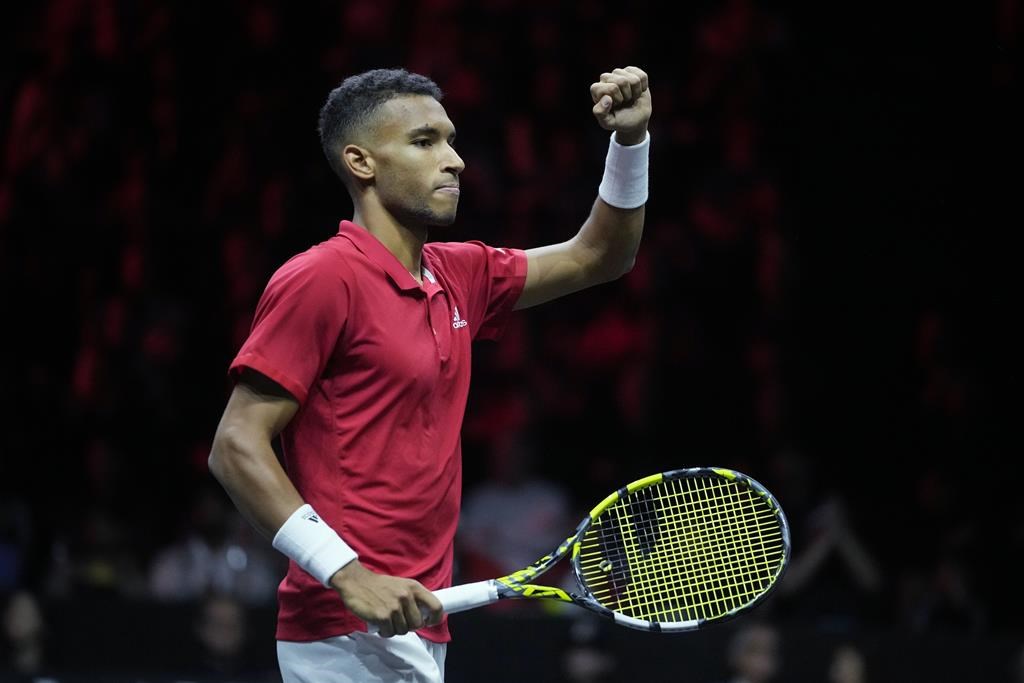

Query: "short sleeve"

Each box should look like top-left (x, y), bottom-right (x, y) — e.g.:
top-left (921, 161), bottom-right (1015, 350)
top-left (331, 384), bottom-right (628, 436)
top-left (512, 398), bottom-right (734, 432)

top-left (426, 241), bottom-right (528, 341)
top-left (229, 250), bottom-right (349, 405)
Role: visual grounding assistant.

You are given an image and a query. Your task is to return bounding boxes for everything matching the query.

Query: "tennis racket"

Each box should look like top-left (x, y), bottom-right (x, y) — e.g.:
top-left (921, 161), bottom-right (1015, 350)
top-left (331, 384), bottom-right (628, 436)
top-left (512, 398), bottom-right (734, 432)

top-left (433, 467), bottom-right (790, 632)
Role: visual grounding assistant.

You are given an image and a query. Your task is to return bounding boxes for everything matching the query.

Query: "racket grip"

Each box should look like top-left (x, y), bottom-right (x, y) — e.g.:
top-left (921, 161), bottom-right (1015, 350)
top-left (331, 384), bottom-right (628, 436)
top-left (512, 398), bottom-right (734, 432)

top-left (432, 580), bottom-right (499, 615)
top-left (367, 580), bottom-right (498, 635)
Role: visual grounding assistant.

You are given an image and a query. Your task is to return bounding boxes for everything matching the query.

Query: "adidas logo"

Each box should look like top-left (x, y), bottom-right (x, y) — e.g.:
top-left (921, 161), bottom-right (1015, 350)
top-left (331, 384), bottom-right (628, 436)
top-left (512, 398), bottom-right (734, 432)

top-left (452, 306), bottom-right (468, 329)
top-left (303, 512), bottom-right (320, 523)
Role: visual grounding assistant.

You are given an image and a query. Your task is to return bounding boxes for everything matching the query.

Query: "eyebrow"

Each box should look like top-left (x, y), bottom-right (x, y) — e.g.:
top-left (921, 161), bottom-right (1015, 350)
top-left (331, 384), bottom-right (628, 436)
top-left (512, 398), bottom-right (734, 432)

top-left (407, 124), bottom-right (457, 142)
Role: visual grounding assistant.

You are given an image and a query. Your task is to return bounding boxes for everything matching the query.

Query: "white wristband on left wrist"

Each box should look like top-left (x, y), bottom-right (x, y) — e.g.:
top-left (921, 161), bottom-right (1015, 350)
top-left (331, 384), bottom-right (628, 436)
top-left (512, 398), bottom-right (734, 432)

top-left (598, 130), bottom-right (650, 209)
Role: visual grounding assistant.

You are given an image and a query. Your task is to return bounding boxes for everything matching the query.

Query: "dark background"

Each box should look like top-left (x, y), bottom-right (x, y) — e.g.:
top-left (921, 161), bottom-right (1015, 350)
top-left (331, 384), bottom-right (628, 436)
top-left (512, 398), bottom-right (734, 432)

top-left (1, 1), bottom-right (1020, 680)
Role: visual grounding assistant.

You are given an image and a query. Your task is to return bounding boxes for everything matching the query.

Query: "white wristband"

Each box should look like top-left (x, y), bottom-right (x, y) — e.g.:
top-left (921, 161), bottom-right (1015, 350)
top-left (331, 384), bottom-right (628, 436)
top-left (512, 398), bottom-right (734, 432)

top-left (272, 504), bottom-right (358, 587)
top-left (597, 131), bottom-right (650, 209)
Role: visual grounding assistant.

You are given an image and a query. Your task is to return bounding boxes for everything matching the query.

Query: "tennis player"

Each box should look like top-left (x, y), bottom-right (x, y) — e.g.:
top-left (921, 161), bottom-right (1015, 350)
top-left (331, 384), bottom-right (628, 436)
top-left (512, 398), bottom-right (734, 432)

top-left (208, 65), bottom-right (652, 683)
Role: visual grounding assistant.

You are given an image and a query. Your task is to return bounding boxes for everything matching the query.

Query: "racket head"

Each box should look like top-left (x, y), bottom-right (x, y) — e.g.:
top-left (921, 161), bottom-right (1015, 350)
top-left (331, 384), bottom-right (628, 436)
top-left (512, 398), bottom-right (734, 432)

top-left (571, 467), bottom-right (790, 632)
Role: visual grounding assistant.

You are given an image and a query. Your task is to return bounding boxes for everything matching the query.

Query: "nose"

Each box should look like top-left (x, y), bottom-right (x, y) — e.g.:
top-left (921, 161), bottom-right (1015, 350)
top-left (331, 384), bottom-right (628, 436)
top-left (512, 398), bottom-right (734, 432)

top-left (443, 144), bottom-right (465, 176)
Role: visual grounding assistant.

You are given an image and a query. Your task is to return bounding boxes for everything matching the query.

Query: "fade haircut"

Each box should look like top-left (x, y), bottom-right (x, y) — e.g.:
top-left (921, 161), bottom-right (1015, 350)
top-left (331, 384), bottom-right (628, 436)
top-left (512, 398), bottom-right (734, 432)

top-left (318, 68), bottom-right (443, 186)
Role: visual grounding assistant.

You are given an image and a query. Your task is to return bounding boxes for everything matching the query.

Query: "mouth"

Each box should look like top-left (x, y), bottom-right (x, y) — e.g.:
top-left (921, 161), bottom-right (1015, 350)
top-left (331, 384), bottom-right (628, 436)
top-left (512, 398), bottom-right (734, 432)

top-left (436, 184), bottom-right (460, 196)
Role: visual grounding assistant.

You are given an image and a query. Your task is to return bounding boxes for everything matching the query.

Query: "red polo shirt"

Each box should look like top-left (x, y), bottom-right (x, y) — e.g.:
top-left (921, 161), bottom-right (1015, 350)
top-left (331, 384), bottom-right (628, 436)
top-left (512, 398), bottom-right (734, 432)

top-left (229, 220), bottom-right (527, 643)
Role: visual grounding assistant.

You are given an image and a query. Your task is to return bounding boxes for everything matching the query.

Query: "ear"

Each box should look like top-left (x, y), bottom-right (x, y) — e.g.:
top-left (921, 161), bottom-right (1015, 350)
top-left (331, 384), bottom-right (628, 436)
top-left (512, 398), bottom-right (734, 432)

top-left (342, 144), bottom-right (375, 183)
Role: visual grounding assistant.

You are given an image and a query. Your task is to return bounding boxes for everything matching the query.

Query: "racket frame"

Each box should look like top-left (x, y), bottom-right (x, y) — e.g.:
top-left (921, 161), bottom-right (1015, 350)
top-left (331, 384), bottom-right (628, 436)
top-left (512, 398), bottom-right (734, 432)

top-left (438, 467), bottom-right (790, 633)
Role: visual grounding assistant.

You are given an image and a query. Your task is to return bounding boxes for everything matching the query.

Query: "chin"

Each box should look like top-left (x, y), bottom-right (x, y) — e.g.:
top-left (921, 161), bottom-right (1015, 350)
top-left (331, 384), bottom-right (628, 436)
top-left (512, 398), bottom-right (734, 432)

top-left (422, 205), bottom-right (457, 227)
top-left (398, 202), bottom-right (457, 229)
top-left (433, 211), bottom-right (458, 227)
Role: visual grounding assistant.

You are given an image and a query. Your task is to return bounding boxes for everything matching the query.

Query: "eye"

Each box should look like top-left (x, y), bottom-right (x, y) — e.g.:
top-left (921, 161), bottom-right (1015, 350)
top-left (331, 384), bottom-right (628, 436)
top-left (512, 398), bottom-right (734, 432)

top-left (413, 139), bottom-right (432, 147)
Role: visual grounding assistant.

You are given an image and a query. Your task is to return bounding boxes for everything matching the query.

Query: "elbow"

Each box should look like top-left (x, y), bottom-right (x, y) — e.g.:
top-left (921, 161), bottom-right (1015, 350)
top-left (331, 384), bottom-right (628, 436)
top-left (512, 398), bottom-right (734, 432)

top-left (602, 239), bottom-right (640, 282)
top-left (597, 255), bottom-right (636, 284)
top-left (208, 441), bottom-right (229, 484)
top-left (619, 255), bottom-right (637, 277)
top-left (208, 425), bottom-right (246, 483)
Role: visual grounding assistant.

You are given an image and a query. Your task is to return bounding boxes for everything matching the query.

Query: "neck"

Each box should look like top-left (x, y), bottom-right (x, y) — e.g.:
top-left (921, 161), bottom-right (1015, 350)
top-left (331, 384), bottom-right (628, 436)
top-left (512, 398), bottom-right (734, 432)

top-left (352, 202), bottom-right (427, 283)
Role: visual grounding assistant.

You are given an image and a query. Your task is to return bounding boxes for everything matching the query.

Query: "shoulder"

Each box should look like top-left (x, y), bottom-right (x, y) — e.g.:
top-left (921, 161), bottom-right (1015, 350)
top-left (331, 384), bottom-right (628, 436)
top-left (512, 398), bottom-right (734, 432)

top-left (424, 239), bottom-right (493, 260)
top-left (424, 240), bottom-right (517, 272)
top-left (269, 236), bottom-right (358, 288)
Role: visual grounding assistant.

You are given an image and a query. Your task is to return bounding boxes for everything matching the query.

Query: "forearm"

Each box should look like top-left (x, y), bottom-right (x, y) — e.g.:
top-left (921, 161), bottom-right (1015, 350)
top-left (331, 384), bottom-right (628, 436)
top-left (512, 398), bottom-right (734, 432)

top-left (578, 197), bottom-right (645, 282)
top-left (208, 427), bottom-right (305, 540)
top-left (578, 127), bottom-right (650, 280)
top-left (514, 67), bottom-right (651, 309)
top-left (208, 431), bottom-right (444, 632)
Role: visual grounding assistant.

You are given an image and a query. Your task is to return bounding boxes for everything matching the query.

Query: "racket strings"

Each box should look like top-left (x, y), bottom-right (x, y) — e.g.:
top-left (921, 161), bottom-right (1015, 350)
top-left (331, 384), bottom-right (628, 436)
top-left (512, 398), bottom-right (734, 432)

top-left (658, 479), bottom-right (776, 618)
top-left (631, 479), bottom-right (781, 620)
top-left (578, 476), bottom-right (785, 624)
top-left (585, 483), bottom-right (776, 622)
top-left (634, 479), bottom-right (781, 621)
top-left (606, 481), bottom-right (761, 618)
top-left (668, 479), bottom-right (779, 618)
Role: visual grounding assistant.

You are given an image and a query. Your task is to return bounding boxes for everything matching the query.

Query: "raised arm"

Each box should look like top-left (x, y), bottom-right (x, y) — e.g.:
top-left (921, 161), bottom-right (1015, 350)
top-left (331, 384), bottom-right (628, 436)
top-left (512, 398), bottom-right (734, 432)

top-left (515, 66), bottom-right (652, 310)
top-left (208, 368), bottom-right (441, 637)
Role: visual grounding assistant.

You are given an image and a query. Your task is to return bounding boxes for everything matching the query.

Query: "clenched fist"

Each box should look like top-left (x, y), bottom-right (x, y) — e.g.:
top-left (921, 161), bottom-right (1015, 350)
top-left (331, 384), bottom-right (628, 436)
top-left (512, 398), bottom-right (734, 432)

top-left (590, 66), bottom-right (652, 146)
top-left (331, 560), bottom-right (444, 638)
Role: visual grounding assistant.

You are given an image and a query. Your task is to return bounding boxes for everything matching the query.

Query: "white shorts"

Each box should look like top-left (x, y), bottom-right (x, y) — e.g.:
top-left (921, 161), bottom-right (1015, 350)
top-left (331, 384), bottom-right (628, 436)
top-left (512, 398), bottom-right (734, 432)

top-left (277, 631), bottom-right (447, 683)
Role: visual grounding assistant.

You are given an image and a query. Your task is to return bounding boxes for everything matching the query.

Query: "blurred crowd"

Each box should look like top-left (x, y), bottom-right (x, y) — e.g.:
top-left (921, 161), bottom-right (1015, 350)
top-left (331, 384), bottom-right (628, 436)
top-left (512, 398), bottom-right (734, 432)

top-left (1, 0), bottom-right (1019, 679)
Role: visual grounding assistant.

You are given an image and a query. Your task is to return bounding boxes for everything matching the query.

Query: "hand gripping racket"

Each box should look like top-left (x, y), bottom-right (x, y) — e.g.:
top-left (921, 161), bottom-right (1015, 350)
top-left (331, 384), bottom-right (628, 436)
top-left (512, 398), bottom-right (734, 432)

top-left (434, 467), bottom-right (790, 632)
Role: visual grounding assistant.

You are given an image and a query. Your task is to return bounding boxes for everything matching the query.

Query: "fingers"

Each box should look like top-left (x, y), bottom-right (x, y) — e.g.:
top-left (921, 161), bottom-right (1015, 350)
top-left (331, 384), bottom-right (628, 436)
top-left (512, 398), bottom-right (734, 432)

top-left (389, 607), bottom-right (410, 638)
top-left (590, 84), bottom-right (617, 116)
top-left (624, 66), bottom-right (649, 92)
top-left (412, 583), bottom-right (445, 627)
top-left (590, 66), bottom-right (649, 108)
top-left (370, 607), bottom-right (408, 639)
top-left (603, 69), bottom-right (640, 102)
top-left (591, 81), bottom-right (623, 108)
top-left (374, 619), bottom-right (395, 638)
top-left (592, 97), bottom-right (611, 120)
top-left (338, 565), bottom-right (441, 639)
top-left (376, 581), bottom-right (434, 638)
top-left (400, 588), bottom-right (424, 632)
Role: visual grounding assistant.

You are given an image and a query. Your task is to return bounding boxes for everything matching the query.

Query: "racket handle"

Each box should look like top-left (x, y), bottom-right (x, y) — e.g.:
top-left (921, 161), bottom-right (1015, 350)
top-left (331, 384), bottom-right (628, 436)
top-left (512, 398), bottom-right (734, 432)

top-left (432, 580), bottom-right (499, 615)
top-left (367, 580), bottom-right (498, 635)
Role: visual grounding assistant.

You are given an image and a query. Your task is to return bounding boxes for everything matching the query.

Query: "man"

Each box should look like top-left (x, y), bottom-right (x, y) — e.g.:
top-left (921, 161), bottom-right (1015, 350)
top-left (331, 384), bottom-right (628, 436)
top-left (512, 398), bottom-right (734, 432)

top-left (208, 65), bottom-right (651, 682)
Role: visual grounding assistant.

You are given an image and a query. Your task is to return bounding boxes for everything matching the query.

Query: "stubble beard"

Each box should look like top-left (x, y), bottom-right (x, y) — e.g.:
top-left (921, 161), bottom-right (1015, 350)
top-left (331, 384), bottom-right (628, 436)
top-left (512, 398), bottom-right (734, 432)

top-left (394, 195), bottom-right (457, 229)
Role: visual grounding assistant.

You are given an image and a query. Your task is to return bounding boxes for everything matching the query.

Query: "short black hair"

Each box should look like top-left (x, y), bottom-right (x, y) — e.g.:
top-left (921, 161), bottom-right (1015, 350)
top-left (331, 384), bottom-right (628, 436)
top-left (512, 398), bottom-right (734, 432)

top-left (318, 68), bottom-right (443, 185)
